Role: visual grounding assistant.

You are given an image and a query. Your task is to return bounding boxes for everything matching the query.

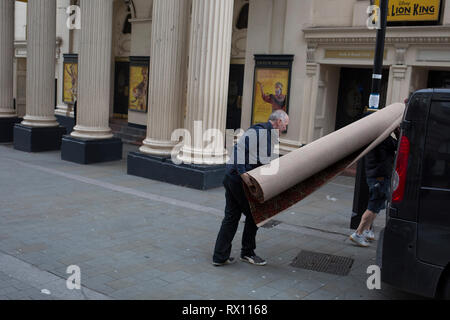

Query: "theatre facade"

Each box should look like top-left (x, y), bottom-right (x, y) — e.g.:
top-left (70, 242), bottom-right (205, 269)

top-left (1, 0), bottom-right (450, 189)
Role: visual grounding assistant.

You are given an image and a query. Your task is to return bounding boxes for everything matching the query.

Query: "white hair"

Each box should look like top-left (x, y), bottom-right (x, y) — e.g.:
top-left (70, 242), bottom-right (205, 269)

top-left (269, 110), bottom-right (288, 122)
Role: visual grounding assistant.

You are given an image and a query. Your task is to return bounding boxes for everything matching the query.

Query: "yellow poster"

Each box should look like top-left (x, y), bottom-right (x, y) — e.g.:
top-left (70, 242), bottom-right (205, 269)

top-left (128, 65), bottom-right (149, 112)
top-left (63, 62), bottom-right (78, 104)
top-left (252, 68), bottom-right (289, 125)
top-left (375, 0), bottom-right (441, 22)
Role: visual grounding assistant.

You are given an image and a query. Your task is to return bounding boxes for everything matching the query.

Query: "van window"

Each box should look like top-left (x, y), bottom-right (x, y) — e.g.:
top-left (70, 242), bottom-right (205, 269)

top-left (422, 101), bottom-right (450, 189)
top-left (406, 93), bottom-right (430, 121)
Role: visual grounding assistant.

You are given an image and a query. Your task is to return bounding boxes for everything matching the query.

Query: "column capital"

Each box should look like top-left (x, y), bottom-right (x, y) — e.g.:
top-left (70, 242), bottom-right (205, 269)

top-left (394, 44), bottom-right (409, 66)
top-left (306, 43), bottom-right (318, 64)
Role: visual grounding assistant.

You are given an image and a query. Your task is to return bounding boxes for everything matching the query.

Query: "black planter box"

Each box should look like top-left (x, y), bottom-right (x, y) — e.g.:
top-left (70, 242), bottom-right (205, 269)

top-left (13, 124), bottom-right (66, 152)
top-left (56, 114), bottom-right (76, 134)
top-left (127, 152), bottom-right (226, 190)
top-left (0, 117), bottom-right (21, 143)
top-left (61, 135), bottom-right (122, 164)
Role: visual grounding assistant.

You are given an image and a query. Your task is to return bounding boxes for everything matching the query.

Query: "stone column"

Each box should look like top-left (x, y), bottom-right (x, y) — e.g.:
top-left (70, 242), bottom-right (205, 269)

top-left (70, 0), bottom-right (114, 140)
top-left (13, 0), bottom-right (67, 151)
top-left (177, 0), bottom-right (234, 165)
top-left (62, 0), bottom-right (122, 164)
top-left (301, 63), bottom-right (320, 144)
top-left (387, 65), bottom-right (409, 105)
top-left (0, 0), bottom-right (16, 118)
top-left (21, 0), bottom-right (59, 127)
top-left (0, 0), bottom-right (19, 143)
top-left (55, 0), bottom-right (72, 119)
top-left (386, 45), bottom-right (410, 106)
top-left (139, 0), bottom-right (190, 156)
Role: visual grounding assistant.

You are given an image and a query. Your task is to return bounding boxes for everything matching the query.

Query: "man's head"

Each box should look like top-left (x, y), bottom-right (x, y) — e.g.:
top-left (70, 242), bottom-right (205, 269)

top-left (275, 82), bottom-right (283, 96)
top-left (269, 110), bottom-right (289, 132)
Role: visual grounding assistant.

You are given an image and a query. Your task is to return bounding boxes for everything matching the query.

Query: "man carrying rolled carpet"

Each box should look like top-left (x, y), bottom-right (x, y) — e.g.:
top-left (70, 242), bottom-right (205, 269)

top-left (350, 127), bottom-right (399, 247)
top-left (212, 110), bottom-right (289, 266)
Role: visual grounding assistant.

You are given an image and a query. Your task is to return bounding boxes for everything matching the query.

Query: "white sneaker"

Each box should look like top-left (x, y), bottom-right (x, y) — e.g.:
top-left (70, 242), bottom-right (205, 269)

top-left (349, 232), bottom-right (370, 247)
top-left (363, 229), bottom-right (375, 241)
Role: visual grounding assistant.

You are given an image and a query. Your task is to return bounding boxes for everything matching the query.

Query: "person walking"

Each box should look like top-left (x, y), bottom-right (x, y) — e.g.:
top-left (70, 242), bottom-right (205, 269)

top-left (212, 110), bottom-right (289, 266)
top-left (350, 127), bottom-right (399, 247)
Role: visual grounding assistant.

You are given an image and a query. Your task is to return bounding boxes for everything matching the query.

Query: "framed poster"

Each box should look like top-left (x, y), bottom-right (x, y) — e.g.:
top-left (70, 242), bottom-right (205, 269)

top-left (62, 54), bottom-right (78, 104)
top-left (251, 55), bottom-right (294, 128)
top-left (128, 56), bottom-right (150, 113)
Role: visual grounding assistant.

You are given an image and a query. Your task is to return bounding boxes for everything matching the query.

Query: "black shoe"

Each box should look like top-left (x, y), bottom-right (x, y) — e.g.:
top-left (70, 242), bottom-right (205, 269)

top-left (212, 257), bottom-right (236, 267)
top-left (240, 255), bottom-right (267, 266)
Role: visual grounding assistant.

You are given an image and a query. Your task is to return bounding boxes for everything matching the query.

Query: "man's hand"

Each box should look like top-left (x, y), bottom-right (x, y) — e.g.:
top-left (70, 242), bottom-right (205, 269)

top-left (241, 173), bottom-right (253, 187)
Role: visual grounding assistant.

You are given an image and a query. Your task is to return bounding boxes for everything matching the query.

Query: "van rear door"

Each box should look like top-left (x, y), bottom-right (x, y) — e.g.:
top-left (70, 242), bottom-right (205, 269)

top-left (417, 95), bottom-right (450, 267)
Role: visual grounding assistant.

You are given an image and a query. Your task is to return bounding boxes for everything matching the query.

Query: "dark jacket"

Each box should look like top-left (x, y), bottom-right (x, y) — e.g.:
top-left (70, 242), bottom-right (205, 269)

top-left (226, 121), bottom-right (277, 176)
top-left (364, 135), bottom-right (398, 178)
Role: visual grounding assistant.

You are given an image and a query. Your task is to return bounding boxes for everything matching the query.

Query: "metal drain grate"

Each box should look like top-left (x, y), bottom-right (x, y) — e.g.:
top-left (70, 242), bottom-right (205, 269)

top-left (260, 220), bottom-right (282, 229)
top-left (290, 250), bottom-right (354, 276)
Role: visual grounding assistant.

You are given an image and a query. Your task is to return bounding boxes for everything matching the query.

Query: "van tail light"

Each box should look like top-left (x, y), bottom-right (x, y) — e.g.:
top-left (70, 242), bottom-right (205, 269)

top-left (392, 136), bottom-right (410, 203)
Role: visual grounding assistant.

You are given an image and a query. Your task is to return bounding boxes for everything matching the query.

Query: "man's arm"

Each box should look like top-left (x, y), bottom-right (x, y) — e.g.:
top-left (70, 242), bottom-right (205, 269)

top-left (235, 128), bottom-right (260, 175)
top-left (234, 133), bottom-right (250, 175)
top-left (258, 82), bottom-right (272, 103)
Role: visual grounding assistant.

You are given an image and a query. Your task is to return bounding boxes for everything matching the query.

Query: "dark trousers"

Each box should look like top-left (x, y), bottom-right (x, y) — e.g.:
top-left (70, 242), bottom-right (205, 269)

top-left (213, 174), bottom-right (258, 263)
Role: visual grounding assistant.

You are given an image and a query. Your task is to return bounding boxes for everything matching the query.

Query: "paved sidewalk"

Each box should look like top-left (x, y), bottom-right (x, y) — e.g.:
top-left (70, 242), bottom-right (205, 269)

top-left (0, 143), bottom-right (423, 300)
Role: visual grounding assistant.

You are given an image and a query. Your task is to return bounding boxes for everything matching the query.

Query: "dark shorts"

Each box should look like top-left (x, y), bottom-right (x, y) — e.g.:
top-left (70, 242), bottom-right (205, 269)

top-left (366, 177), bottom-right (391, 214)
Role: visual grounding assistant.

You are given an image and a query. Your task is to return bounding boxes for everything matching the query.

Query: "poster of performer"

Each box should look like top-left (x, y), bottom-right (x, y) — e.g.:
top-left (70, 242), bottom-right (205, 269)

top-left (128, 56), bottom-right (150, 113)
top-left (251, 55), bottom-right (293, 128)
top-left (63, 54), bottom-right (78, 104)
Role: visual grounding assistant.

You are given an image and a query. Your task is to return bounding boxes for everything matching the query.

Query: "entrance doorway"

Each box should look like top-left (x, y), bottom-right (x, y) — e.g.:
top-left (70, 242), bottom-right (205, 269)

top-left (113, 60), bottom-right (130, 119)
top-left (427, 70), bottom-right (450, 88)
top-left (335, 67), bottom-right (389, 130)
top-left (226, 64), bottom-right (245, 130)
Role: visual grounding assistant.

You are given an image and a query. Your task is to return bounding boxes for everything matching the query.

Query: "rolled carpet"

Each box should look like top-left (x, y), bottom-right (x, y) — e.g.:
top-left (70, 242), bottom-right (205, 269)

top-left (243, 103), bottom-right (405, 226)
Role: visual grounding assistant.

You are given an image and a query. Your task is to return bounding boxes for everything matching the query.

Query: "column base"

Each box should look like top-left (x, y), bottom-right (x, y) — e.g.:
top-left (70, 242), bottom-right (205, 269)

top-left (13, 124), bottom-right (66, 152)
top-left (61, 136), bottom-right (123, 164)
top-left (127, 152), bottom-right (226, 190)
top-left (0, 117), bottom-right (22, 143)
top-left (55, 114), bottom-right (76, 134)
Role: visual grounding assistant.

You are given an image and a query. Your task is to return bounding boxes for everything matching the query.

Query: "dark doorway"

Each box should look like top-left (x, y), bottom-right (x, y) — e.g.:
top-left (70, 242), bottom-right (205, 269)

top-left (226, 64), bottom-right (245, 130)
top-left (427, 70), bottom-right (450, 88)
top-left (113, 60), bottom-right (130, 118)
top-left (335, 67), bottom-right (389, 130)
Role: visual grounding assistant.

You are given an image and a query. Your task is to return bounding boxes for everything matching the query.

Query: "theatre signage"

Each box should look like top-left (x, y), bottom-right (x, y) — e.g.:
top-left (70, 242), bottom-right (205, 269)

top-left (374, 0), bottom-right (442, 23)
top-left (324, 50), bottom-right (387, 60)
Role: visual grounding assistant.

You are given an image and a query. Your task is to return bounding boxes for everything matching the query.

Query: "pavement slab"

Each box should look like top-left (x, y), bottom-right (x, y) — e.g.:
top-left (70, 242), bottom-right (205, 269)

top-left (0, 143), bottom-right (425, 300)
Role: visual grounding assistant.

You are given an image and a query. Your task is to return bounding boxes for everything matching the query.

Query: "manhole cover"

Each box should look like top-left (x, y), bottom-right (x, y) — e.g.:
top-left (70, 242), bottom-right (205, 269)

top-left (260, 220), bottom-right (282, 229)
top-left (290, 250), bottom-right (354, 276)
